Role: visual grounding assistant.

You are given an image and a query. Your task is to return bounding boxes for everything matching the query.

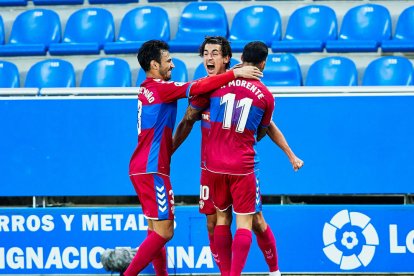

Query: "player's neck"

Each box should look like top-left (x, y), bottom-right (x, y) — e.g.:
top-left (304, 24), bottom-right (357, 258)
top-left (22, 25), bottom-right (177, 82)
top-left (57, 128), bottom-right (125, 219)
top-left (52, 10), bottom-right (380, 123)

top-left (146, 70), bottom-right (163, 80)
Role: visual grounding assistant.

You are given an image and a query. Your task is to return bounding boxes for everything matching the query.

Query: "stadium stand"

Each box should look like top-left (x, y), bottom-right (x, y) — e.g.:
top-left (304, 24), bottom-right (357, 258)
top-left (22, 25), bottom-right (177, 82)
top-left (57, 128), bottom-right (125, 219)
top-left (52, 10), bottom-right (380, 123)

top-left (305, 56), bottom-right (358, 86)
top-left (24, 59), bottom-right (76, 88)
top-left (169, 2), bottom-right (228, 52)
top-left (381, 5), bottom-right (414, 52)
top-left (271, 5), bottom-right (337, 53)
top-left (0, 60), bottom-right (19, 88)
top-left (362, 56), bottom-right (414, 86)
top-left (80, 57), bottom-right (131, 87)
top-left (32, 0), bottom-right (84, 5)
top-left (325, 3), bottom-right (392, 52)
top-left (261, 53), bottom-right (302, 86)
top-left (48, 8), bottom-right (114, 55)
top-left (104, 6), bottom-right (170, 54)
top-left (228, 5), bottom-right (281, 52)
top-left (192, 57), bottom-right (240, 80)
top-left (0, 9), bottom-right (61, 56)
top-left (136, 57), bottom-right (188, 86)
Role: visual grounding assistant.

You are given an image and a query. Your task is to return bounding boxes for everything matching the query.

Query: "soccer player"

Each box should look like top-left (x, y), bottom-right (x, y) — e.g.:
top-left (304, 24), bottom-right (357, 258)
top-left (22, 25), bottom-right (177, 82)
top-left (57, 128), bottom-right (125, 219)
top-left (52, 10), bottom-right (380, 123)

top-left (204, 40), bottom-right (276, 275)
top-left (124, 40), bottom-right (262, 276)
top-left (173, 37), bottom-right (303, 276)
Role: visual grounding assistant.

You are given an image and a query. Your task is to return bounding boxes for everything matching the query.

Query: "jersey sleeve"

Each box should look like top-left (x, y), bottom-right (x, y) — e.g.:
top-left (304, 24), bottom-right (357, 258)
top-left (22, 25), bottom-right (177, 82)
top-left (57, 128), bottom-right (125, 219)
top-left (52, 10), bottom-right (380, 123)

top-left (260, 90), bottom-right (275, 127)
top-left (189, 94), bottom-right (210, 111)
top-left (156, 80), bottom-right (192, 102)
top-left (188, 70), bottom-right (235, 96)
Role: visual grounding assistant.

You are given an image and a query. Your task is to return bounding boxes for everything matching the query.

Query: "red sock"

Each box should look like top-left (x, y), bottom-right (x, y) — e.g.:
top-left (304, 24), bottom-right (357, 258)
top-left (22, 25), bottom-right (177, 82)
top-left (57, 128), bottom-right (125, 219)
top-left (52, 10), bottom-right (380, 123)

top-left (256, 225), bottom-right (279, 272)
top-left (148, 230), bottom-right (168, 276)
top-left (231, 228), bottom-right (252, 276)
top-left (214, 225), bottom-right (232, 276)
top-left (208, 232), bottom-right (221, 272)
top-left (124, 231), bottom-right (168, 276)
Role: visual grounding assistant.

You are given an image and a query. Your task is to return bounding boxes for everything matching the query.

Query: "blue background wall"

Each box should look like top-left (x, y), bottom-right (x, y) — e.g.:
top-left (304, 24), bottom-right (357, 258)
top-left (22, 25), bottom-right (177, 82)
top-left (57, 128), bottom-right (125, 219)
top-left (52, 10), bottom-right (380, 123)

top-left (1, 94), bottom-right (414, 196)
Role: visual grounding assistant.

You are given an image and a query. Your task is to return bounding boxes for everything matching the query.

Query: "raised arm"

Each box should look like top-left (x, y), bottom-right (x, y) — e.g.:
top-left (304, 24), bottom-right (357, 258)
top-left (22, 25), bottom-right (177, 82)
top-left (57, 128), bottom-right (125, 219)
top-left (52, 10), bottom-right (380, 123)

top-left (189, 66), bottom-right (262, 96)
top-left (267, 121), bottom-right (304, 172)
top-left (172, 106), bottom-right (201, 153)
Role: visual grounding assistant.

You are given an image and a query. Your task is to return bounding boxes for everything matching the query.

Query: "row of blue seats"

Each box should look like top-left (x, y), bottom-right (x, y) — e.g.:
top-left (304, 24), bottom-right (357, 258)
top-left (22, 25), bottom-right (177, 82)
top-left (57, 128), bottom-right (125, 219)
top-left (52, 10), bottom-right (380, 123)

top-left (1, 3), bottom-right (414, 56)
top-left (0, 0), bottom-right (222, 6)
top-left (1, 54), bottom-right (413, 88)
top-left (0, 0), bottom-right (376, 6)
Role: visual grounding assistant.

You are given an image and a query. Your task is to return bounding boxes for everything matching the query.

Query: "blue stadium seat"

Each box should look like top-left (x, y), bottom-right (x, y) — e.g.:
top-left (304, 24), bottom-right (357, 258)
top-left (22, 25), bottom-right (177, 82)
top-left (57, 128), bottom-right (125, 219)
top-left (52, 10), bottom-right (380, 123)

top-left (271, 5), bottom-right (337, 53)
top-left (0, 0), bottom-right (27, 6)
top-left (229, 5), bottom-right (281, 52)
top-left (81, 57), bottom-right (131, 87)
top-left (325, 4), bottom-right (391, 52)
top-left (169, 2), bottom-right (228, 52)
top-left (89, 0), bottom-right (137, 3)
top-left (0, 9), bottom-right (61, 56)
top-left (49, 8), bottom-right (114, 55)
top-left (25, 59), bottom-right (76, 88)
top-left (136, 58), bottom-right (188, 86)
top-left (192, 58), bottom-right (240, 80)
top-left (362, 56), bottom-right (413, 86)
top-left (0, 60), bottom-right (19, 88)
top-left (262, 54), bottom-right (302, 86)
top-left (33, 0), bottom-right (83, 4)
top-left (0, 16), bottom-right (4, 45)
top-left (104, 6), bottom-right (170, 54)
top-left (382, 6), bottom-right (414, 52)
top-left (305, 56), bottom-right (358, 86)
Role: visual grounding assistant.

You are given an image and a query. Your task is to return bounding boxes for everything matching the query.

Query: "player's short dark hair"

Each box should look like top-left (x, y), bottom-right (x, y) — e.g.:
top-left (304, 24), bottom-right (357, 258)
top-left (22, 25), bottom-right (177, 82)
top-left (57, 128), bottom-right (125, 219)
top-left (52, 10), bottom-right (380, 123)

top-left (199, 36), bottom-right (232, 69)
top-left (137, 40), bottom-right (169, 72)
top-left (242, 41), bottom-right (268, 66)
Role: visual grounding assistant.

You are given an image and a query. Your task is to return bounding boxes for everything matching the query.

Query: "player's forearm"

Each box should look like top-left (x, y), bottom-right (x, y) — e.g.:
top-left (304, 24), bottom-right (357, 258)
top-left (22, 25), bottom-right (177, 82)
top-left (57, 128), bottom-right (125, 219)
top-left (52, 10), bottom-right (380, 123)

top-left (189, 70), bottom-right (235, 96)
top-left (268, 121), bottom-right (296, 161)
top-left (172, 118), bottom-right (196, 153)
top-left (257, 127), bottom-right (268, 142)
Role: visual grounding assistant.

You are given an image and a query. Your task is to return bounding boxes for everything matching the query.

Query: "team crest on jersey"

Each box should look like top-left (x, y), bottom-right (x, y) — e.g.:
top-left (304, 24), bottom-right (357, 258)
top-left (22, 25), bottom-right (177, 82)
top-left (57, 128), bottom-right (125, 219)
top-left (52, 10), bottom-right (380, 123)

top-left (173, 82), bottom-right (186, 87)
top-left (201, 112), bottom-right (210, 121)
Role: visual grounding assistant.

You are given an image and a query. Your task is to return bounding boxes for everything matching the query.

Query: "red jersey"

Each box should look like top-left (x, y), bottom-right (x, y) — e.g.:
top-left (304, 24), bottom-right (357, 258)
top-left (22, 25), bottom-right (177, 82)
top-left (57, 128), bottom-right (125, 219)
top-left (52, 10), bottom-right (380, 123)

top-left (129, 71), bottom-right (236, 176)
top-left (204, 78), bottom-right (275, 175)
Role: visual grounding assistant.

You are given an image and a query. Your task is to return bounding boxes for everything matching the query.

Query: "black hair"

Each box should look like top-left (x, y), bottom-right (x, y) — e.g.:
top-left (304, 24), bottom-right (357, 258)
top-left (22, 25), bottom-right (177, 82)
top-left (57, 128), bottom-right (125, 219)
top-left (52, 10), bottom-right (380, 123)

top-left (198, 36), bottom-right (232, 69)
top-left (241, 41), bottom-right (268, 66)
top-left (137, 40), bottom-right (169, 72)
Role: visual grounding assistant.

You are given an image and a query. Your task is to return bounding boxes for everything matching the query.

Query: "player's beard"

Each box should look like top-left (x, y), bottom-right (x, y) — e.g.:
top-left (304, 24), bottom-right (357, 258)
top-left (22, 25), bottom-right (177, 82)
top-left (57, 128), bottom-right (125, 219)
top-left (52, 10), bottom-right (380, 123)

top-left (160, 68), bottom-right (172, 81)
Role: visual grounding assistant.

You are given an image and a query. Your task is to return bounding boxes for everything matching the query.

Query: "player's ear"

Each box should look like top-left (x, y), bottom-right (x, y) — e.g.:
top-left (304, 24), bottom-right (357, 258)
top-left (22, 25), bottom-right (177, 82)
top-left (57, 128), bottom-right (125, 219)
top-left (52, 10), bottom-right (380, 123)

top-left (223, 55), bottom-right (230, 65)
top-left (150, 60), bottom-right (158, 70)
top-left (259, 60), bottom-right (266, 71)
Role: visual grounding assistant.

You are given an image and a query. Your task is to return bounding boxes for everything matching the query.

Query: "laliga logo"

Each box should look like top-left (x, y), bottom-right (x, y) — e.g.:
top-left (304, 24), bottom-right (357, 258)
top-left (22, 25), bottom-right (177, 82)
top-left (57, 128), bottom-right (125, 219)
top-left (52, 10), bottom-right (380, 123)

top-left (322, 210), bottom-right (379, 270)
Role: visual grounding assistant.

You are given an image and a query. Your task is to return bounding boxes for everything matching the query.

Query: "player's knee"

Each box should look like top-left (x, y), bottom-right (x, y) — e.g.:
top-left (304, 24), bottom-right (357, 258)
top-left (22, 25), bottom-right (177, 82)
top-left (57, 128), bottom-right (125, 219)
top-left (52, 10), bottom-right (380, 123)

top-left (252, 212), bottom-right (267, 233)
top-left (160, 228), bottom-right (174, 241)
top-left (206, 214), bottom-right (217, 234)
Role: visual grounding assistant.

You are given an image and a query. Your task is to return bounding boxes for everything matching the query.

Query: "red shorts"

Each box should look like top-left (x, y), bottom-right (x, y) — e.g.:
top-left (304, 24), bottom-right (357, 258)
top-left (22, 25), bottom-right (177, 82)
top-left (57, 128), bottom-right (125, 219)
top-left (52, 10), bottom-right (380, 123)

top-left (130, 173), bottom-right (175, 220)
top-left (199, 169), bottom-right (216, 215)
top-left (207, 170), bottom-right (262, 215)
